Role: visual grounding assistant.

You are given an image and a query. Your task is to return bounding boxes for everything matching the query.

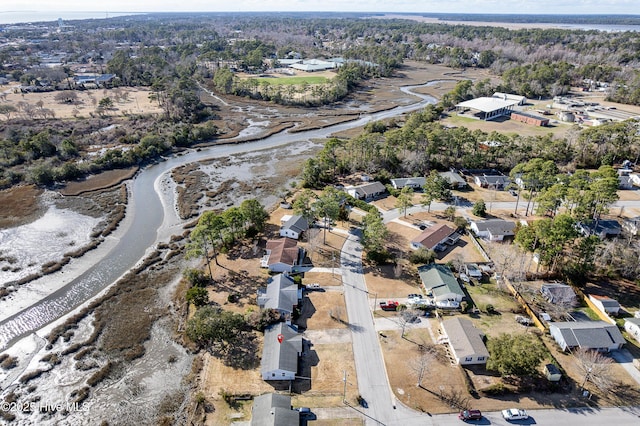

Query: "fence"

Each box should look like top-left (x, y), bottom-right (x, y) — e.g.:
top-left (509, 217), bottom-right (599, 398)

top-left (504, 278), bottom-right (547, 332)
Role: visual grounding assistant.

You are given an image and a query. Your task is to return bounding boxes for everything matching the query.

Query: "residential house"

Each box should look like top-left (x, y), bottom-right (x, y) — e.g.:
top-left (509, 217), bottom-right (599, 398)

top-left (345, 181), bottom-right (386, 200)
top-left (441, 317), bottom-right (490, 365)
top-left (549, 321), bottom-right (625, 352)
top-left (470, 219), bottom-right (516, 241)
top-left (261, 323), bottom-right (303, 381)
top-left (540, 283), bottom-right (577, 305)
top-left (261, 238), bottom-right (305, 273)
top-left (279, 215), bottom-right (309, 240)
top-left (418, 264), bottom-right (465, 303)
top-left (577, 219), bottom-right (622, 239)
top-left (439, 171), bottom-right (467, 189)
top-left (624, 318), bottom-right (640, 344)
top-left (410, 224), bottom-right (460, 251)
top-left (257, 274), bottom-right (301, 320)
top-left (589, 294), bottom-right (621, 315)
top-left (473, 173), bottom-right (509, 190)
top-left (251, 393), bottom-right (299, 426)
top-left (390, 177), bottom-right (425, 190)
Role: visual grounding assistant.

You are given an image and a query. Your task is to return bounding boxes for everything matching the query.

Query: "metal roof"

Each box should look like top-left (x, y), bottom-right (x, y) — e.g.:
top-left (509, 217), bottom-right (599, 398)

top-left (456, 97), bottom-right (519, 113)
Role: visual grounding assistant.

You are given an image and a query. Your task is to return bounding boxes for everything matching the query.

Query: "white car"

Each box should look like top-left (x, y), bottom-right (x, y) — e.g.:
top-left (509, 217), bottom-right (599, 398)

top-left (459, 273), bottom-right (470, 283)
top-left (501, 408), bottom-right (528, 421)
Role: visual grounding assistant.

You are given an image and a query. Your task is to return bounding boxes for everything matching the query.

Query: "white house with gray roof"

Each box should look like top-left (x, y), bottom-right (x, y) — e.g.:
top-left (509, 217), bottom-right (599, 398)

top-left (251, 393), bottom-right (298, 426)
top-left (439, 171), bottom-right (468, 189)
top-left (624, 318), bottom-right (640, 344)
top-left (549, 321), bottom-right (625, 352)
top-left (279, 214), bottom-right (309, 240)
top-left (261, 323), bottom-right (303, 381)
top-left (470, 219), bottom-right (516, 241)
top-left (345, 181), bottom-right (386, 200)
top-left (390, 177), bottom-right (425, 190)
top-left (257, 274), bottom-right (301, 320)
top-left (442, 317), bottom-right (490, 365)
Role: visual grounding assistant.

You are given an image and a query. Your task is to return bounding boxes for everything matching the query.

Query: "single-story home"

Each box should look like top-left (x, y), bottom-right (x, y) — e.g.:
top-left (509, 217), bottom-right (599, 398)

top-left (418, 264), bottom-right (465, 303)
top-left (410, 224), bottom-right (460, 251)
top-left (441, 317), bottom-right (490, 365)
top-left (541, 283), bottom-right (577, 305)
top-left (439, 171), bottom-right (467, 189)
top-left (345, 181), bottom-right (386, 200)
top-left (470, 219), bottom-right (516, 241)
top-left (257, 274), bottom-right (301, 319)
top-left (261, 323), bottom-right (303, 381)
top-left (390, 176), bottom-right (425, 190)
top-left (251, 393), bottom-right (299, 426)
top-left (589, 294), bottom-right (621, 315)
top-left (624, 318), bottom-right (640, 344)
top-left (279, 214), bottom-right (309, 240)
top-left (549, 321), bottom-right (625, 352)
top-left (261, 238), bottom-right (305, 273)
top-left (577, 219), bottom-right (622, 239)
top-left (473, 174), bottom-right (510, 190)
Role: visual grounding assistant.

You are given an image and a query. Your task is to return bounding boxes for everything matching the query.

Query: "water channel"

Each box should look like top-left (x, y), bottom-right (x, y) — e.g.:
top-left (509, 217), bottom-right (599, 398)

top-left (0, 84), bottom-right (438, 351)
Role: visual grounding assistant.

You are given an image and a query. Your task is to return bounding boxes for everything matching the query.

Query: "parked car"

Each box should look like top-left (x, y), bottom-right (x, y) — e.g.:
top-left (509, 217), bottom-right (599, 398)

top-left (379, 301), bottom-right (399, 311)
top-left (502, 408), bottom-right (528, 421)
top-left (296, 407), bottom-right (311, 413)
top-left (458, 409), bottom-right (482, 421)
top-left (459, 273), bottom-right (470, 283)
top-left (407, 293), bottom-right (421, 300)
top-left (306, 283), bottom-right (321, 290)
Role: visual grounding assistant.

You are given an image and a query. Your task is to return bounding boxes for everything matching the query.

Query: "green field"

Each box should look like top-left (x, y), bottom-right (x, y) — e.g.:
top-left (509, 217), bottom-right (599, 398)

top-left (248, 76), bottom-right (330, 85)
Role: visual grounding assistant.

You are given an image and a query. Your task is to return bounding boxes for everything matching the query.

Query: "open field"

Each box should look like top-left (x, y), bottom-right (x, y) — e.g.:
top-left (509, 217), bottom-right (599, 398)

top-left (0, 86), bottom-right (163, 120)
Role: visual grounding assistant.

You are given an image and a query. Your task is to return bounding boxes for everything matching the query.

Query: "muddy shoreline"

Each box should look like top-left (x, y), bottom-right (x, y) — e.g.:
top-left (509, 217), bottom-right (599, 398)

top-left (0, 61), bottom-right (466, 424)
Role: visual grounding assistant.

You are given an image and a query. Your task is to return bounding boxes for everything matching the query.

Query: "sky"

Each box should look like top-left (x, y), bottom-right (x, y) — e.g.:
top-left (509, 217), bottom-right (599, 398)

top-left (1, 0), bottom-right (638, 15)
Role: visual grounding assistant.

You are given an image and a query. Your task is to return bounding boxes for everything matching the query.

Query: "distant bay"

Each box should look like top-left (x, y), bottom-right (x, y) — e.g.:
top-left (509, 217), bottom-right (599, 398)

top-left (0, 11), bottom-right (142, 25)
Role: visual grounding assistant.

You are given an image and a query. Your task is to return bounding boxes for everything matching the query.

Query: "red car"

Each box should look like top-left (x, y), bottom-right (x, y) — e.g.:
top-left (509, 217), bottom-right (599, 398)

top-left (458, 409), bottom-right (482, 421)
top-left (379, 300), bottom-right (399, 311)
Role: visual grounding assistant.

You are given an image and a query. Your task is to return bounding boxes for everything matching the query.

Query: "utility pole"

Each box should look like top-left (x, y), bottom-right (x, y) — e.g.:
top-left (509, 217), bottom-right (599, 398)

top-left (342, 370), bottom-right (347, 403)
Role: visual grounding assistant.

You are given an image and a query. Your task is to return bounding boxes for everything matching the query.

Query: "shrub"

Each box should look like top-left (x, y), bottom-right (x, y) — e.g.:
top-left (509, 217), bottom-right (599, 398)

top-left (481, 382), bottom-right (507, 396)
top-left (408, 248), bottom-right (435, 264)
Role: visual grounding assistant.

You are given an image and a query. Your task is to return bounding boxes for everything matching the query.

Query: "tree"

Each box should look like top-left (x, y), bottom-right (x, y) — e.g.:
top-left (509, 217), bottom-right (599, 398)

top-left (395, 186), bottom-right (414, 218)
top-left (293, 189), bottom-right (317, 223)
top-left (186, 211), bottom-right (227, 277)
top-left (472, 200), bottom-right (487, 217)
top-left (186, 286), bottom-right (209, 307)
top-left (422, 170), bottom-right (451, 212)
top-left (573, 347), bottom-right (614, 393)
top-left (409, 346), bottom-right (437, 388)
top-left (185, 306), bottom-right (246, 350)
top-left (486, 333), bottom-right (546, 376)
top-left (240, 198), bottom-right (268, 237)
top-left (314, 186), bottom-right (342, 243)
top-left (362, 211), bottom-right (389, 255)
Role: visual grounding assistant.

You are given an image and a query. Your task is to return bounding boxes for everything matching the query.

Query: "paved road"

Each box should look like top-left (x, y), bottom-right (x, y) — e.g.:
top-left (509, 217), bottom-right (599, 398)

top-left (338, 221), bottom-right (640, 426)
top-left (341, 231), bottom-right (437, 425)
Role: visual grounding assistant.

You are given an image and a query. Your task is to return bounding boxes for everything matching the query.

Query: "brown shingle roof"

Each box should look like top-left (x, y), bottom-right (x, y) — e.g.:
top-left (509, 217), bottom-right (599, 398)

top-left (266, 238), bottom-right (299, 266)
top-left (412, 224), bottom-right (456, 250)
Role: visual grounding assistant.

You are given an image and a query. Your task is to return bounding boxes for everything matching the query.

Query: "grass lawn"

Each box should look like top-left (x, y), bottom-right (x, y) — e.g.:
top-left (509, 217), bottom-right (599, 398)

top-left (251, 76), bottom-right (331, 85)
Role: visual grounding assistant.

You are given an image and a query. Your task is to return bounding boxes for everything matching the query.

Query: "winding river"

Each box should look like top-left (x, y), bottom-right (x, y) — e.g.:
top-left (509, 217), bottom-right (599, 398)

top-left (0, 84), bottom-right (438, 351)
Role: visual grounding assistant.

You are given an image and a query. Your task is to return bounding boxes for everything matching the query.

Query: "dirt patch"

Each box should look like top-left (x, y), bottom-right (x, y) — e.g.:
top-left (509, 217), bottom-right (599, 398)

top-left (59, 167), bottom-right (138, 196)
top-left (1, 86), bottom-right (163, 121)
top-left (0, 185), bottom-right (44, 228)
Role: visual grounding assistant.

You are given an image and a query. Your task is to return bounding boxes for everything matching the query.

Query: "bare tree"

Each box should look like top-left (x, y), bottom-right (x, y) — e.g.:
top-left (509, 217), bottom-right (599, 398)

top-left (409, 346), bottom-right (436, 387)
top-left (573, 347), bottom-right (614, 393)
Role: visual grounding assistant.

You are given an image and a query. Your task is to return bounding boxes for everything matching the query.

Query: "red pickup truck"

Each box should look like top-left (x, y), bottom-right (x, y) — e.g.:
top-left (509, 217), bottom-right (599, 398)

top-left (379, 301), bottom-right (399, 311)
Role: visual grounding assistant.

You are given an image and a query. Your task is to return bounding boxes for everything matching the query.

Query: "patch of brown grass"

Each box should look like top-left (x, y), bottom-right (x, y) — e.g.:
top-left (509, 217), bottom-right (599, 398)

top-left (0, 185), bottom-right (44, 228)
